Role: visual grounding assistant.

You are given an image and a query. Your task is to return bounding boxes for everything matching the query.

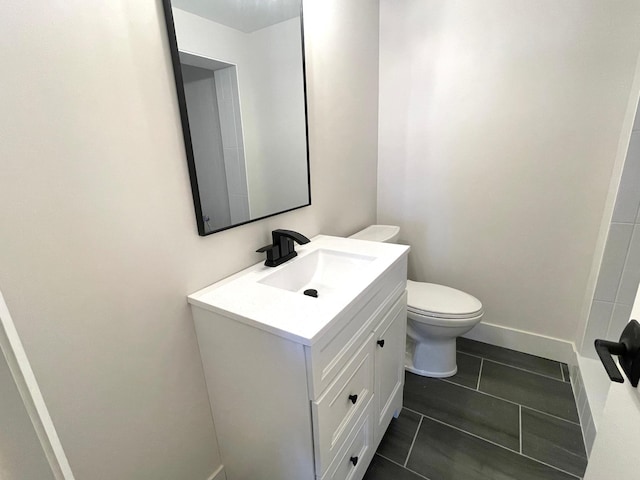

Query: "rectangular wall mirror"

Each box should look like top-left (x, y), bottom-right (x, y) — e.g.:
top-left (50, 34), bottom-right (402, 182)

top-left (162, 0), bottom-right (310, 236)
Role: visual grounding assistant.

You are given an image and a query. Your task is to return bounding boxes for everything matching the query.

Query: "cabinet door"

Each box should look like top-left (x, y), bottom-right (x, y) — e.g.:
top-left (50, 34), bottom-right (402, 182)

top-left (373, 292), bottom-right (407, 445)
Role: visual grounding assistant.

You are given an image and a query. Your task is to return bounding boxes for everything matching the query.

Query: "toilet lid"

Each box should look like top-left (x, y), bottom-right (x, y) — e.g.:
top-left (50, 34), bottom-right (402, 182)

top-left (406, 280), bottom-right (483, 319)
top-left (349, 225), bottom-right (400, 243)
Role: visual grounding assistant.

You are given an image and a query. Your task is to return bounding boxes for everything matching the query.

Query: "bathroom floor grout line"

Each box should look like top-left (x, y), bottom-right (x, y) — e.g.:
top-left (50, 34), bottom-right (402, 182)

top-left (375, 453), bottom-right (433, 480)
top-left (439, 377), bottom-right (522, 407)
top-left (455, 350), bottom-right (566, 382)
top-left (519, 453), bottom-right (583, 479)
top-left (519, 402), bottom-right (582, 427)
top-left (476, 358), bottom-right (484, 390)
top-left (405, 409), bottom-right (520, 454)
top-left (481, 357), bottom-right (571, 384)
top-left (404, 413), bottom-right (423, 468)
top-left (410, 411), bottom-right (582, 479)
top-left (519, 405), bottom-right (522, 454)
top-left (377, 446), bottom-right (581, 480)
top-left (374, 453), bottom-right (403, 469)
top-left (435, 377), bottom-right (581, 426)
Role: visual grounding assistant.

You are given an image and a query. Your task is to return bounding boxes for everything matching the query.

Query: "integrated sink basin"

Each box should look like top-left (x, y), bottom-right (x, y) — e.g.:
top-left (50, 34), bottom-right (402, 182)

top-left (258, 249), bottom-right (375, 294)
top-left (187, 235), bottom-right (410, 345)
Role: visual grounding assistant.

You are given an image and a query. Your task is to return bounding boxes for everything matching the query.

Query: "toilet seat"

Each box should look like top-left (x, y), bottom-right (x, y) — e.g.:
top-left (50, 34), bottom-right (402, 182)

top-left (406, 280), bottom-right (483, 320)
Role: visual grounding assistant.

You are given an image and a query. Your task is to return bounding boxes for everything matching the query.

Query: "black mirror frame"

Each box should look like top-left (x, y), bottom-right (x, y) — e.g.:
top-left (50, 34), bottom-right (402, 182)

top-left (161, 0), bottom-right (311, 236)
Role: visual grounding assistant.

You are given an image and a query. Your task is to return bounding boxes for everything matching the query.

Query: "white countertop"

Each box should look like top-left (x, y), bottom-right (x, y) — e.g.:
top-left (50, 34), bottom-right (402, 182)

top-left (188, 235), bottom-right (410, 345)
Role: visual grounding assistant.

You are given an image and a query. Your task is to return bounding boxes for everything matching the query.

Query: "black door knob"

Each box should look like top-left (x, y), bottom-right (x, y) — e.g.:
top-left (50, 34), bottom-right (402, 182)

top-left (377, 339), bottom-right (385, 348)
top-left (350, 456), bottom-right (358, 466)
top-left (595, 339), bottom-right (625, 383)
top-left (348, 394), bottom-right (358, 404)
top-left (595, 319), bottom-right (640, 387)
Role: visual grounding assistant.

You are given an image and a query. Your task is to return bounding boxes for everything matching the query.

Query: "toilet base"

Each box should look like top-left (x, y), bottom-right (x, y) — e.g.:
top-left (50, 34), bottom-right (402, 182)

top-left (404, 337), bottom-right (458, 378)
top-left (405, 361), bottom-right (457, 378)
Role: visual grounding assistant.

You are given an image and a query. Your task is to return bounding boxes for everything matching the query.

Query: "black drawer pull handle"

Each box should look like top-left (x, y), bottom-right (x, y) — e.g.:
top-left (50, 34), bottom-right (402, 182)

top-left (350, 456), bottom-right (358, 466)
top-left (348, 394), bottom-right (358, 404)
top-left (377, 339), bottom-right (385, 348)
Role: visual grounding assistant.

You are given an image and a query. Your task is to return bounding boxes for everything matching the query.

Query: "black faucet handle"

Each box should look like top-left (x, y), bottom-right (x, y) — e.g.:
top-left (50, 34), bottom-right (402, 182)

top-left (256, 244), bottom-right (280, 266)
top-left (258, 230), bottom-right (310, 267)
top-left (271, 229), bottom-right (310, 245)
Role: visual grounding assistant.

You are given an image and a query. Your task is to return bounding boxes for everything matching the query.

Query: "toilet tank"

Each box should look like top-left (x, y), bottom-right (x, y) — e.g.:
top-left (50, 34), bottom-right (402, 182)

top-left (349, 225), bottom-right (400, 243)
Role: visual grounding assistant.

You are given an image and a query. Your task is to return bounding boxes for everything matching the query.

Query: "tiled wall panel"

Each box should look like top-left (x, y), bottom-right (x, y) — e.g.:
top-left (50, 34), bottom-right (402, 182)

top-left (582, 119), bottom-right (640, 358)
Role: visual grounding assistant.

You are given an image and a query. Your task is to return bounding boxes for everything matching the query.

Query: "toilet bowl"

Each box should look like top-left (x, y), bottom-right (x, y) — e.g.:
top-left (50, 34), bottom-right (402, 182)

top-left (349, 225), bottom-right (483, 378)
top-left (405, 281), bottom-right (483, 377)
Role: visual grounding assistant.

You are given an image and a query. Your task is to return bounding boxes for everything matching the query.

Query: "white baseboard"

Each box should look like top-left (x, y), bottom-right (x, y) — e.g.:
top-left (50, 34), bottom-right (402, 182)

top-left (462, 321), bottom-right (577, 365)
top-left (207, 465), bottom-right (226, 480)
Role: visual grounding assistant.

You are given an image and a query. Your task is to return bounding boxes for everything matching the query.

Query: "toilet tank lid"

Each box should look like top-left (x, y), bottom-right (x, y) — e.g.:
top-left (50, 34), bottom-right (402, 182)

top-left (407, 280), bottom-right (483, 317)
top-left (349, 225), bottom-right (400, 243)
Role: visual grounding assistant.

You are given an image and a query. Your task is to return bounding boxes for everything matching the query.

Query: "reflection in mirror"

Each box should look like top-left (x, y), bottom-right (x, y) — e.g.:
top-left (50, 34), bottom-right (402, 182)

top-left (162, 0), bottom-right (310, 235)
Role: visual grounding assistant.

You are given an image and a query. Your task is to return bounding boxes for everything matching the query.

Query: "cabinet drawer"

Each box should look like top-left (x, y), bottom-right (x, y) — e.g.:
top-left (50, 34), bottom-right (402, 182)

top-left (313, 335), bottom-right (374, 476)
top-left (320, 399), bottom-right (373, 480)
top-left (306, 260), bottom-right (407, 399)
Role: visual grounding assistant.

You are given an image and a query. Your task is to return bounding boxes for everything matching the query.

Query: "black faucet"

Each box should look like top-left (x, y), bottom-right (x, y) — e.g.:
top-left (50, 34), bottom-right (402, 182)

top-left (256, 229), bottom-right (311, 267)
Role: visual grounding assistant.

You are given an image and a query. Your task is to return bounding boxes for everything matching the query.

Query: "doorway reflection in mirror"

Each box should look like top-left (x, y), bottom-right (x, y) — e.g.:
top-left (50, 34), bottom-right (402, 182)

top-left (164, 0), bottom-right (310, 235)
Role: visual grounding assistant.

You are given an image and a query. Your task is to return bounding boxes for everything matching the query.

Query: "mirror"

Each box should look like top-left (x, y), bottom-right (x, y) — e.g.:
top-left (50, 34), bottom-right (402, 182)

top-left (162, 0), bottom-right (310, 235)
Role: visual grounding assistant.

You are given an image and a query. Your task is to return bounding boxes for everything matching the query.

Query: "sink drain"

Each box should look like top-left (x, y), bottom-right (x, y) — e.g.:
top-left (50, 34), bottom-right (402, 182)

top-left (303, 289), bottom-right (318, 298)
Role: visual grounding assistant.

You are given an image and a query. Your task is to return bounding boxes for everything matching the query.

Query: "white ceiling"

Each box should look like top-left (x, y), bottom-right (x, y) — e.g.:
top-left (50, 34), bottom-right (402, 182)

top-left (172, 0), bottom-right (301, 33)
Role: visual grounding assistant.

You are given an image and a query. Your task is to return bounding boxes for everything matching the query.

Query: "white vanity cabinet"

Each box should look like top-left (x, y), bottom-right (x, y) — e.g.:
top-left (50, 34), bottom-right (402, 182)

top-left (309, 290), bottom-right (407, 478)
top-left (189, 236), bottom-right (409, 480)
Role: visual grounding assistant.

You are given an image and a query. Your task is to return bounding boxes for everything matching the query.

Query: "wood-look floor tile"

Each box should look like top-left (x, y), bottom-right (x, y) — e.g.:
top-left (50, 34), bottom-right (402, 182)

top-left (522, 407), bottom-right (587, 477)
top-left (376, 409), bottom-right (421, 465)
top-left (363, 454), bottom-right (424, 480)
top-left (407, 417), bottom-right (578, 480)
top-left (479, 361), bottom-right (579, 422)
top-left (404, 372), bottom-right (519, 450)
top-left (446, 352), bottom-right (482, 389)
top-left (458, 338), bottom-right (563, 379)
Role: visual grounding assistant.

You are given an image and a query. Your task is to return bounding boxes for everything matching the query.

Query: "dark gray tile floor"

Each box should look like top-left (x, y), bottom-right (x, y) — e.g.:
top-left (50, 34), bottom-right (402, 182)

top-left (364, 338), bottom-right (588, 480)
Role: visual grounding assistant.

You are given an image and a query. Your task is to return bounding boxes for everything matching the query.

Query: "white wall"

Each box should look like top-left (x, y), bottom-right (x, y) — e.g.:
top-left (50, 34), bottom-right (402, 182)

top-left (378, 0), bottom-right (640, 342)
top-left (0, 0), bottom-right (379, 478)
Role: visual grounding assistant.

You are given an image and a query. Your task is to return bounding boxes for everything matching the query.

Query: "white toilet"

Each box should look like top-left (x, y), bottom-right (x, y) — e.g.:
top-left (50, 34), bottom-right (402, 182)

top-left (350, 225), bottom-right (484, 378)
